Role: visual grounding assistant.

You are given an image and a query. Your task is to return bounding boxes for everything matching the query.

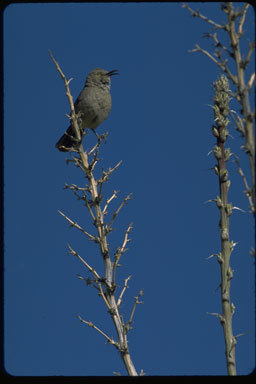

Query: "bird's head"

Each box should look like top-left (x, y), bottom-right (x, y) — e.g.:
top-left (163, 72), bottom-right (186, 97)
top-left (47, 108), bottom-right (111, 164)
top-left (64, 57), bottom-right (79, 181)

top-left (86, 68), bottom-right (119, 90)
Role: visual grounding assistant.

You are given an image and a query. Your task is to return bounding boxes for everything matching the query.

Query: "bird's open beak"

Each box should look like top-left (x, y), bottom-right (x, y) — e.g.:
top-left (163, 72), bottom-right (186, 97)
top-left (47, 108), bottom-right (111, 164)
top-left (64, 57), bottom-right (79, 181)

top-left (107, 70), bottom-right (119, 76)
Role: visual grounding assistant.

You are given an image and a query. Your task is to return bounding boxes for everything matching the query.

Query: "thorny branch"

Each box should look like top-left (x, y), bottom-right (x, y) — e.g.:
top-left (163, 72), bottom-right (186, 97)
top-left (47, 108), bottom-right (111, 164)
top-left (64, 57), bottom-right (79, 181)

top-left (77, 316), bottom-right (118, 347)
top-left (117, 276), bottom-right (132, 308)
top-left (189, 44), bottom-right (238, 85)
top-left (181, 3), bottom-right (226, 30)
top-left (211, 75), bottom-right (237, 375)
top-left (231, 154), bottom-right (254, 213)
top-left (58, 210), bottom-right (98, 242)
top-left (128, 291), bottom-right (144, 328)
top-left (181, 9), bottom-right (254, 373)
top-left (183, 3), bottom-right (255, 214)
top-left (107, 193), bottom-right (133, 231)
top-left (113, 223), bottom-right (133, 286)
top-left (50, 52), bottom-right (142, 376)
top-left (49, 51), bottom-right (84, 159)
top-left (68, 244), bottom-right (111, 309)
top-left (103, 190), bottom-right (119, 216)
top-left (98, 161), bottom-right (122, 202)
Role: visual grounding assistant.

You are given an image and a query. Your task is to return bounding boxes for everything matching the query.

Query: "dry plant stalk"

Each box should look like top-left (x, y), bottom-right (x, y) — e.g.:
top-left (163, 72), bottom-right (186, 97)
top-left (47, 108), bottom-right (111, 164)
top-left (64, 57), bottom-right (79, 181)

top-left (50, 52), bottom-right (142, 376)
top-left (182, 3), bottom-right (255, 375)
top-left (182, 2), bottom-right (255, 214)
top-left (210, 75), bottom-right (236, 375)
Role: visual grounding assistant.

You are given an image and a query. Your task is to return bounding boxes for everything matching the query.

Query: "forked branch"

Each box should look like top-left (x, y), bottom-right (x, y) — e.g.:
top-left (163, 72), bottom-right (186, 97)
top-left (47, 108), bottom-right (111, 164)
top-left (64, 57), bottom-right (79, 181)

top-left (50, 52), bottom-right (141, 376)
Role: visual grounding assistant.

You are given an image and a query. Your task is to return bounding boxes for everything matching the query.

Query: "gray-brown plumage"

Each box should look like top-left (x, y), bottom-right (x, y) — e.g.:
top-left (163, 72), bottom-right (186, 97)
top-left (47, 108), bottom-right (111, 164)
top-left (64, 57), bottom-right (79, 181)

top-left (56, 68), bottom-right (118, 151)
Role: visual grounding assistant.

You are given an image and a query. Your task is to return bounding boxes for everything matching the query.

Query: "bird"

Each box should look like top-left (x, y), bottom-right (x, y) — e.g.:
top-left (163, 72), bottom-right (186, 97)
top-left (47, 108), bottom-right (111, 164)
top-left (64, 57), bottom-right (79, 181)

top-left (55, 68), bottom-right (119, 151)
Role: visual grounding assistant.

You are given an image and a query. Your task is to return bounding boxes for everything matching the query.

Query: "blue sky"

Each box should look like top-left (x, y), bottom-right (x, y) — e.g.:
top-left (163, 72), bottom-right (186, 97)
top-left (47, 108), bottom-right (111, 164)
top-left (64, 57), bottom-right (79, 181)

top-left (3, 2), bottom-right (255, 376)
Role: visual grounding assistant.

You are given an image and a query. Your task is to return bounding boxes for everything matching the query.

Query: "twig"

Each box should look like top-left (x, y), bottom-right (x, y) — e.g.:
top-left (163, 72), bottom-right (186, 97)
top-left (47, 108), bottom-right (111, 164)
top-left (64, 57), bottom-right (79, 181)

top-left (98, 161), bottom-right (122, 200)
top-left (204, 32), bottom-right (233, 58)
top-left (68, 244), bottom-right (111, 309)
top-left (49, 51), bottom-right (89, 168)
top-left (189, 44), bottom-right (219, 65)
top-left (102, 190), bottom-right (118, 215)
top-left (88, 134), bottom-right (108, 173)
top-left (126, 290), bottom-right (143, 332)
top-left (77, 274), bottom-right (99, 290)
top-left (189, 44), bottom-right (238, 85)
top-left (231, 154), bottom-right (254, 213)
top-left (107, 193), bottom-right (132, 230)
top-left (68, 244), bottom-right (100, 278)
top-left (64, 185), bottom-right (96, 220)
top-left (247, 73), bottom-right (255, 90)
top-left (113, 223), bottom-right (133, 285)
top-left (182, 3), bottom-right (225, 30)
top-left (88, 132), bottom-right (108, 157)
top-left (244, 41), bottom-right (255, 69)
top-left (83, 192), bottom-right (96, 221)
top-left (238, 3), bottom-right (250, 37)
top-left (117, 276), bottom-right (132, 308)
top-left (98, 161), bottom-right (123, 185)
top-left (78, 316), bottom-right (118, 347)
top-left (64, 183), bottom-right (90, 192)
top-left (58, 210), bottom-right (98, 242)
top-left (229, 110), bottom-right (245, 136)
top-left (49, 51), bottom-right (82, 145)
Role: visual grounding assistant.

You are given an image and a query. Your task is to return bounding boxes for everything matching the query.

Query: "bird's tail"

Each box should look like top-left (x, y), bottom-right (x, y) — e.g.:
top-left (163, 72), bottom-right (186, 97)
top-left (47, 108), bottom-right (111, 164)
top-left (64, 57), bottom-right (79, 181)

top-left (55, 126), bottom-right (78, 152)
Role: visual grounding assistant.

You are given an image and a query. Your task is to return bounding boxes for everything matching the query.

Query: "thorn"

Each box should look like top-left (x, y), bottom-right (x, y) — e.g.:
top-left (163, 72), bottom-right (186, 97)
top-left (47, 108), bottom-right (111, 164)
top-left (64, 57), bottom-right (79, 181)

top-left (206, 253), bottom-right (219, 260)
top-left (232, 206), bottom-right (246, 213)
top-left (230, 241), bottom-right (238, 251)
top-left (204, 198), bottom-right (216, 204)
top-left (234, 332), bottom-right (246, 339)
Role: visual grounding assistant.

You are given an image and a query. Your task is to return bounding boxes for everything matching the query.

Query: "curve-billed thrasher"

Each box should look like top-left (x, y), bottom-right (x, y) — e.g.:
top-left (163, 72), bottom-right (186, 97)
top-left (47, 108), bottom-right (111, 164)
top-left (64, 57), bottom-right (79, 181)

top-left (55, 68), bottom-right (118, 151)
